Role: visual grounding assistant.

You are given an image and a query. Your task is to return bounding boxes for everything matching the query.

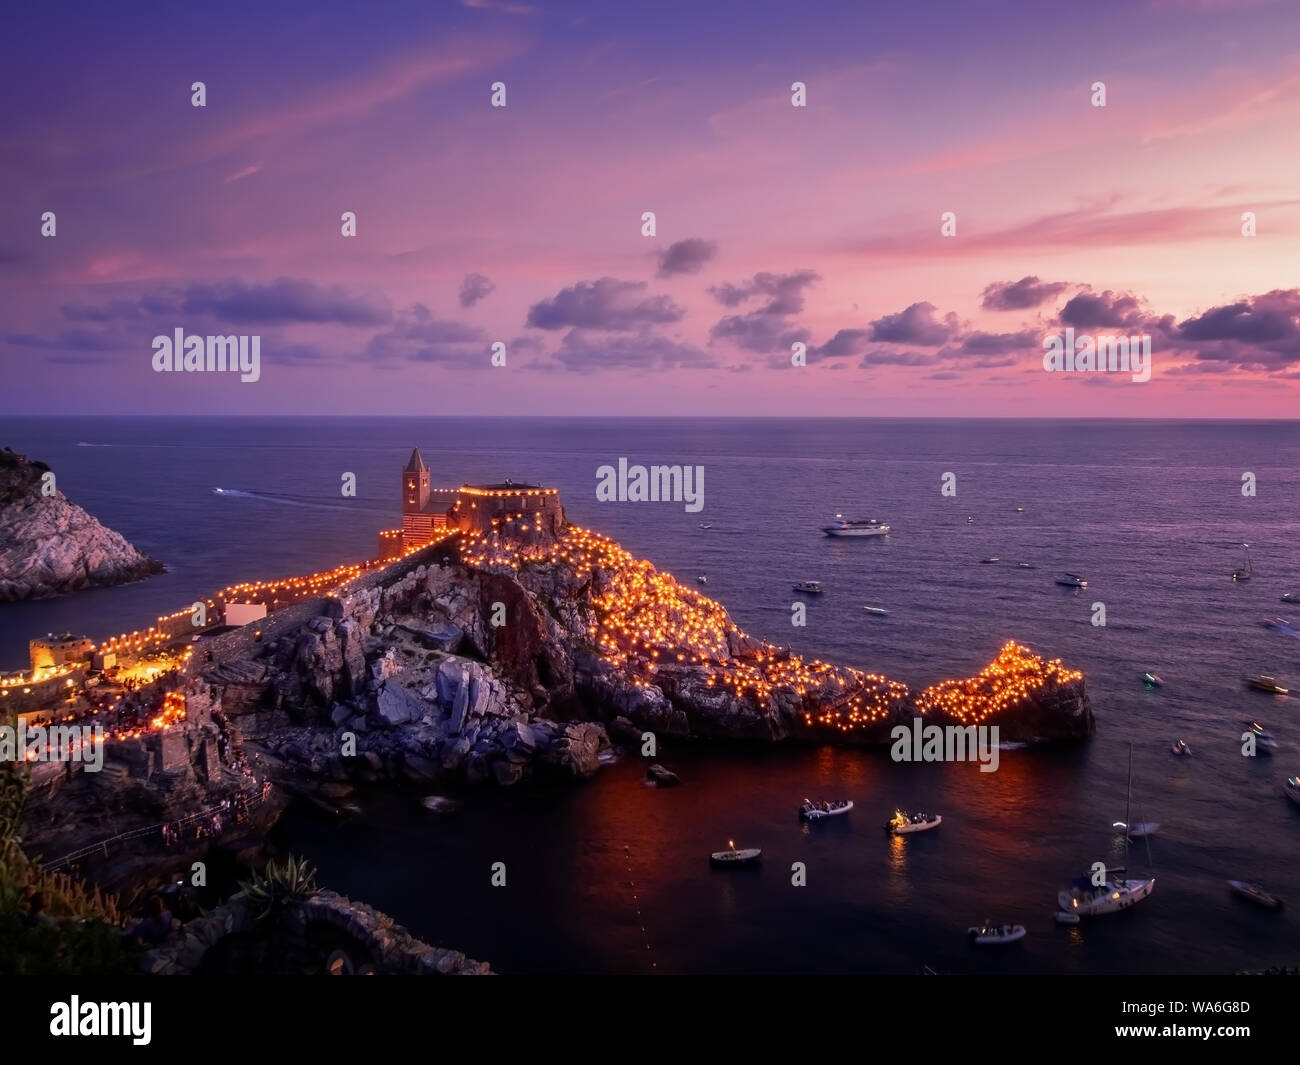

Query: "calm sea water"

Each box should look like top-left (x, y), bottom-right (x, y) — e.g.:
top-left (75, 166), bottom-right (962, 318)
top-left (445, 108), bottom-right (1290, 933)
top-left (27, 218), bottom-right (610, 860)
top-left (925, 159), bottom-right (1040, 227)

top-left (3, 417), bottom-right (1300, 973)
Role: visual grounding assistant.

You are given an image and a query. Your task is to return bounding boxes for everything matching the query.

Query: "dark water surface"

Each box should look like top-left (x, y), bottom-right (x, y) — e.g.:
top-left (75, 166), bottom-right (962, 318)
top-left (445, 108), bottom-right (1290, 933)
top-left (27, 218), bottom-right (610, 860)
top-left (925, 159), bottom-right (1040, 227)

top-left (3, 417), bottom-right (1299, 972)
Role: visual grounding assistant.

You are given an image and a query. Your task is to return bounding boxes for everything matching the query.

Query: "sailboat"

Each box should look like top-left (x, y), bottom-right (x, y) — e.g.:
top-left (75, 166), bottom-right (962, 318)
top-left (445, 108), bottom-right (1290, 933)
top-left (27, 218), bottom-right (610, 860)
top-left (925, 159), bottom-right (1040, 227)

top-left (1058, 744), bottom-right (1156, 917)
top-left (1232, 543), bottom-right (1252, 582)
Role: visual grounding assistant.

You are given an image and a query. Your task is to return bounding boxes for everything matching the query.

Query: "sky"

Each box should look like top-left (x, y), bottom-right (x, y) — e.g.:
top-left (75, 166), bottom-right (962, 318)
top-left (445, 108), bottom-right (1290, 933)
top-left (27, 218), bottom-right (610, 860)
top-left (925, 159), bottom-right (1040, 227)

top-left (2, 0), bottom-right (1300, 416)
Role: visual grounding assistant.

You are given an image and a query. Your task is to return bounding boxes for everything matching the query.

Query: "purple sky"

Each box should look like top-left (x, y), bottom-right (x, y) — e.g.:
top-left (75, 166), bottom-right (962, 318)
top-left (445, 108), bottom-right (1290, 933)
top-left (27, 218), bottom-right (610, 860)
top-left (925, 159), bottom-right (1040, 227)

top-left (3, 0), bottom-right (1300, 416)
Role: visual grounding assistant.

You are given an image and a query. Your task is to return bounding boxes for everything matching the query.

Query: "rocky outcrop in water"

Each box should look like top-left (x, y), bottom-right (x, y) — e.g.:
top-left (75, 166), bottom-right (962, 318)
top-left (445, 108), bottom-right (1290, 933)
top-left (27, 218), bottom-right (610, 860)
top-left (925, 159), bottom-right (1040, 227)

top-left (0, 448), bottom-right (164, 601)
top-left (193, 522), bottom-right (1093, 796)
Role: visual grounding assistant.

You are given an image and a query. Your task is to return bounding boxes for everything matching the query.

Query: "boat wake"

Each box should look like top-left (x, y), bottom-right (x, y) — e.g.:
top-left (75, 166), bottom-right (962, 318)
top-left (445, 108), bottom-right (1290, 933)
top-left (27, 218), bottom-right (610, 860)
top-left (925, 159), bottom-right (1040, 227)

top-left (212, 487), bottom-right (386, 514)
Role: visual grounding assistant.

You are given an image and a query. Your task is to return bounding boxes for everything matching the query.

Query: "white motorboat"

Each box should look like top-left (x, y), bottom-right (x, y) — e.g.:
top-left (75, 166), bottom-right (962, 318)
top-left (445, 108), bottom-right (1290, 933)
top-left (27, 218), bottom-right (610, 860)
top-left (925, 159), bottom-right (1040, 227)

top-left (1017, 562), bottom-right (1034, 569)
top-left (980, 556), bottom-right (1000, 564)
top-left (1142, 672), bottom-right (1163, 688)
top-left (1059, 745), bottom-right (1156, 917)
top-left (710, 841), bottom-right (761, 866)
top-left (885, 810), bottom-right (941, 835)
top-left (821, 515), bottom-right (890, 538)
top-left (792, 580), bottom-right (824, 595)
top-left (1171, 739), bottom-right (1191, 756)
top-left (863, 605), bottom-right (889, 616)
top-left (696, 575), bottom-right (708, 585)
top-left (1055, 572), bottom-right (1087, 588)
top-left (1246, 675), bottom-right (1289, 695)
top-left (800, 798), bottom-right (853, 821)
top-left (1228, 880), bottom-right (1284, 910)
top-left (698, 522), bottom-right (713, 529)
top-left (968, 921), bottom-right (1026, 945)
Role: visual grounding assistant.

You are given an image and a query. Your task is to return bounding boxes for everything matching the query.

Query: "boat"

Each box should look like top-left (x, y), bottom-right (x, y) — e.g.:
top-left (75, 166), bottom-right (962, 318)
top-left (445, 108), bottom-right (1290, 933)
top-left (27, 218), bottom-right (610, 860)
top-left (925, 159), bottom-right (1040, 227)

top-left (1115, 820), bottom-right (1161, 839)
top-left (792, 580), bottom-right (824, 595)
top-left (1285, 778), bottom-right (1300, 806)
top-left (968, 921), bottom-right (1026, 945)
top-left (821, 515), bottom-right (890, 538)
top-left (1016, 507), bottom-right (1025, 513)
top-left (1283, 593), bottom-right (1299, 604)
top-left (1231, 544), bottom-right (1252, 582)
top-left (710, 841), bottom-right (761, 867)
top-left (1017, 562), bottom-right (1034, 569)
top-left (1143, 672), bottom-right (1164, 688)
top-left (1171, 739), bottom-right (1191, 757)
top-left (1246, 675), bottom-right (1289, 695)
top-left (645, 763), bottom-right (680, 787)
top-left (1055, 572), bottom-right (1088, 588)
top-left (1228, 881), bottom-right (1284, 910)
top-left (1244, 723), bottom-right (1277, 754)
top-left (1054, 911), bottom-right (1080, 925)
top-left (980, 556), bottom-right (1000, 564)
top-left (1263, 617), bottom-right (1294, 631)
top-left (800, 798), bottom-right (853, 821)
top-left (1058, 744), bottom-right (1156, 917)
top-left (696, 575), bottom-right (708, 585)
top-left (885, 810), bottom-right (942, 835)
top-left (698, 522), bottom-right (713, 529)
top-left (863, 605), bottom-right (889, 616)
top-left (967, 516), bottom-right (974, 524)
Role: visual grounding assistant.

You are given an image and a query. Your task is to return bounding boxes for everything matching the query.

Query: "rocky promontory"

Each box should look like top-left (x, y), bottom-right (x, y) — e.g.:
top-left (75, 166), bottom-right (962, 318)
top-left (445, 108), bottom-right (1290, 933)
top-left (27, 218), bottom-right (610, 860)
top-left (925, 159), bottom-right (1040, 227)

top-left (195, 521), bottom-right (1093, 797)
top-left (0, 448), bottom-right (164, 601)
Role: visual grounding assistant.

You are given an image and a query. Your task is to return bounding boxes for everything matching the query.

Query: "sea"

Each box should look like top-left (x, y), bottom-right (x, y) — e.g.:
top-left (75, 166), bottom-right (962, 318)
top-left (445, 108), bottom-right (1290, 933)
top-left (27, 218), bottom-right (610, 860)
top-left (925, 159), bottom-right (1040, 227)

top-left (2, 416), bottom-right (1299, 974)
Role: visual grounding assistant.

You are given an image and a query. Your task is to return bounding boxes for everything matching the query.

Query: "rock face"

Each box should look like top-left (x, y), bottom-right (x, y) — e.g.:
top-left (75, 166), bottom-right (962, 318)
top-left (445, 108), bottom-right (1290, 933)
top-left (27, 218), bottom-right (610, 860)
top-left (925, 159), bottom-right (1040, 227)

top-left (0, 448), bottom-right (164, 601)
top-left (193, 521), bottom-right (1093, 796)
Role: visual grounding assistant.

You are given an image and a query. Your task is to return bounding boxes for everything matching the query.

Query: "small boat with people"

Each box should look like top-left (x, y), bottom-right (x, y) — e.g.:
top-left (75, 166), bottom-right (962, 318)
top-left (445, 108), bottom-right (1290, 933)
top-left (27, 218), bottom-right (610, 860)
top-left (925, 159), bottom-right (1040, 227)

top-left (792, 580), bottom-right (824, 595)
top-left (863, 605), bottom-right (889, 616)
top-left (885, 810), bottom-right (942, 835)
top-left (1171, 739), bottom-right (1191, 757)
top-left (968, 921), bottom-right (1026, 946)
top-left (1243, 722), bottom-right (1277, 754)
top-left (800, 798), bottom-right (853, 821)
top-left (1246, 675), bottom-right (1289, 695)
top-left (1055, 572), bottom-right (1087, 588)
top-left (710, 840), bottom-right (761, 867)
top-left (1228, 880), bottom-right (1284, 910)
top-left (821, 515), bottom-right (890, 538)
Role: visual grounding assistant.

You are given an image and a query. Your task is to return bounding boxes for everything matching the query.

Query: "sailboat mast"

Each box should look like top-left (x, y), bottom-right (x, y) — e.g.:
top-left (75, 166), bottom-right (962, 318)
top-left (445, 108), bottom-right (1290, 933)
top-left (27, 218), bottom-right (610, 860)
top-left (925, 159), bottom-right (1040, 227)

top-left (1124, 743), bottom-right (1133, 874)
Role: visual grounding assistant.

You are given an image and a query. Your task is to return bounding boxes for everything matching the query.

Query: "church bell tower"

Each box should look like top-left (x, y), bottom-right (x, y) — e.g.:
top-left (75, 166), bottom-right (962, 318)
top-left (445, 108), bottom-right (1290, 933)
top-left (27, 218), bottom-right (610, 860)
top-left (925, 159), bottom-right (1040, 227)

top-left (403, 447), bottom-right (431, 513)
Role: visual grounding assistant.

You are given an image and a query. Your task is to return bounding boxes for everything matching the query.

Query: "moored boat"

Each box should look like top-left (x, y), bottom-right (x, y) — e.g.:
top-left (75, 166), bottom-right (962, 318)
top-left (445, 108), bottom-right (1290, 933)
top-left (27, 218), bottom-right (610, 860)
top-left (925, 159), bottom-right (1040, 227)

top-left (821, 515), bottom-right (890, 538)
top-left (710, 841), bottom-right (761, 867)
top-left (1054, 910), bottom-right (1080, 925)
top-left (1143, 672), bottom-right (1163, 688)
top-left (885, 810), bottom-right (941, 835)
top-left (1228, 880), bottom-right (1284, 910)
top-left (968, 921), bottom-right (1026, 945)
top-left (1285, 778), bottom-right (1300, 806)
top-left (792, 580), bottom-right (824, 595)
top-left (1246, 675), bottom-right (1289, 695)
top-left (800, 798), bottom-right (853, 821)
top-left (1055, 572), bottom-right (1087, 588)
top-left (980, 556), bottom-right (1000, 564)
top-left (863, 605), bottom-right (889, 616)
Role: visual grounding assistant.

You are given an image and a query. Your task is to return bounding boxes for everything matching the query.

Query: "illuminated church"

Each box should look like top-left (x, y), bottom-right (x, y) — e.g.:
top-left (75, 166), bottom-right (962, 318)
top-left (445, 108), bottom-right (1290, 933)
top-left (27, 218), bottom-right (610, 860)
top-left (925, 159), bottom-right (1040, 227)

top-left (379, 448), bottom-right (564, 557)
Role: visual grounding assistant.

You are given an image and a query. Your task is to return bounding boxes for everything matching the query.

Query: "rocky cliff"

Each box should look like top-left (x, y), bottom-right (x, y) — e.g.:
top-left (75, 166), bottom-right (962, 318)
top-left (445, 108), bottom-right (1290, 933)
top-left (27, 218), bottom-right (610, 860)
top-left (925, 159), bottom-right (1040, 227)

top-left (196, 522), bottom-right (1093, 796)
top-left (0, 448), bottom-right (164, 601)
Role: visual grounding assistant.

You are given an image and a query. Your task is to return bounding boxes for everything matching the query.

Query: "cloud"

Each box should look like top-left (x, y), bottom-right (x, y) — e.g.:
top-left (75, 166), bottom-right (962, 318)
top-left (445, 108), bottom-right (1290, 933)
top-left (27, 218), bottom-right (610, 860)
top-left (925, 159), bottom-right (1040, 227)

top-left (1175, 288), bottom-right (1300, 371)
top-left (526, 278), bottom-right (685, 331)
top-left (1058, 290), bottom-right (1150, 331)
top-left (6, 328), bottom-right (121, 352)
top-left (870, 301), bottom-right (960, 346)
top-left (460, 0), bottom-right (536, 12)
top-left (955, 330), bottom-right (1038, 356)
top-left (656, 238), bottom-right (718, 278)
top-left (459, 273), bottom-right (495, 308)
top-left (223, 163), bottom-right (263, 184)
top-left (981, 276), bottom-right (1071, 311)
top-left (365, 303), bottom-right (486, 364)
top-left (546, 328), bottom-right (717, 372)
top-left (708, 270), bottom-right (820, 314)
top-left (180, 278), bottom-right (393, 327)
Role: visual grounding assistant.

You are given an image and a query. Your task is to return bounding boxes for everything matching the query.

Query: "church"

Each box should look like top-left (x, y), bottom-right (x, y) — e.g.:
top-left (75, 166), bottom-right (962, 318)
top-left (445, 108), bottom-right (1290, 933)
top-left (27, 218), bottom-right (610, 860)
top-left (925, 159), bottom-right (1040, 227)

top-left (378, 448), bottom-right (564, 558)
